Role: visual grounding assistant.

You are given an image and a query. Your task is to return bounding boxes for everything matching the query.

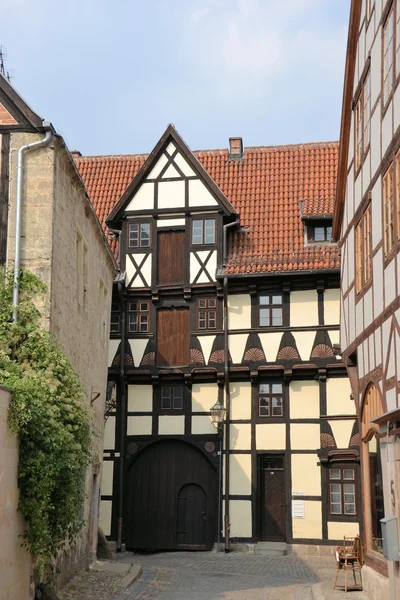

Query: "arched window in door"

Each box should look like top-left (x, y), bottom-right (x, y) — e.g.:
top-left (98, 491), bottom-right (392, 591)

top-left (361, 384), bottom-right (385, 555)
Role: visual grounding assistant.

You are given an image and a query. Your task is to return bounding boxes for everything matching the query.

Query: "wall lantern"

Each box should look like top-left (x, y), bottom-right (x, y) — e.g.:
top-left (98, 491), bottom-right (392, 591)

top-left (210, 400), bottom-right (226, 429)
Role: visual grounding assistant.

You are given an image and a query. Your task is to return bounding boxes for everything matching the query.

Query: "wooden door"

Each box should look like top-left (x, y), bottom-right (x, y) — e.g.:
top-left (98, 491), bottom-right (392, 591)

top-left (124, 440), bottom-right (216, 550)
top-left (260, 456), bottom-right (286, 542)
top-left (158, 231), bottom-right (185, 285)
top-left (157, 308), bottom-right (189, 366)
top-left (177, 484), bottom-right (207, 549)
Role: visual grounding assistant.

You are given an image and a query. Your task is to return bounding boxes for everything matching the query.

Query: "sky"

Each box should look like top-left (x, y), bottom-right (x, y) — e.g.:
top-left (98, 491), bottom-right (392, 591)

top-left (3, 0), bottom-right (350, 156)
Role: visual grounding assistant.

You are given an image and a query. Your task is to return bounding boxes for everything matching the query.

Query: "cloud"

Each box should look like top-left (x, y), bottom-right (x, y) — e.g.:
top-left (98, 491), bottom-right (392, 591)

top-left (189, 7), bottom-right (211, 22)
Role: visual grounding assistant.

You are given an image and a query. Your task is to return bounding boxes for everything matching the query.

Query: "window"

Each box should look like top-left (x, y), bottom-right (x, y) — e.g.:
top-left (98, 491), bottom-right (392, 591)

top-left (307, 221), bottom-right (333, 243)
top-left (384, 6), bottom-right (395, 105)
top-left (110, 313), bottom-right (120, 333)
top-left (329, 468), bottom-right (356, 516)
top-left (128, 301), bottom-right (150, 333)
top-left (355, 203), bottom-right (372, 294)
top-left (76, 232), bottom-right (88, 312)
top-left (259, 383), bottom-right (283, 417)
top-left (129, 223), bottom-right (151, 248)
top-left (259, 294), bottom-right (283, 327)
top-left (355, 71), bottom-right (371, 171)
top-left (192, 219), bottom-right (215, 245)
top-left (161, 386), bottom-right (184, 410)
top-left (383, 165), bottom-right (394, 254)
top-left (197, 298), bottom-right (217, 330)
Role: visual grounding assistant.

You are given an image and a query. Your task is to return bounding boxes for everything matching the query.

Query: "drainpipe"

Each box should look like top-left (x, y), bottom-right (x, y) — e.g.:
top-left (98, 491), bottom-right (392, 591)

top-left (117, 278), bottom-right (126, 551)
top-left (222, 220), bottom-right (238, 552)
top-left (12, 129), bottom-right (53, 322)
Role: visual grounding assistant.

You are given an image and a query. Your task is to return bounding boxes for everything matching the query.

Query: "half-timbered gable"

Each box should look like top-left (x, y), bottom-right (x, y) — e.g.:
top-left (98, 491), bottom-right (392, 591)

top-left (77, 126), bottom-right (360, 554)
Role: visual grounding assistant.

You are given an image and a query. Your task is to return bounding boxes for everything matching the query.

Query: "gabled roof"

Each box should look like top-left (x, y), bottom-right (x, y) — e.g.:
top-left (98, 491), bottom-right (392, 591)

top-left (0, 73), bottom-right (44, 131)
top-left (106, 124), bottom-right (237, 228)
top-left (76, 140), bottom-right (340, 274)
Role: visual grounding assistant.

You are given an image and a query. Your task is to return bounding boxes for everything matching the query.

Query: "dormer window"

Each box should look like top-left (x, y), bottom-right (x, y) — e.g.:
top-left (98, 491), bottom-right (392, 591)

top-left (129, 223), bottom-right (151, 248)
top-left (307, 221), bottom-right (333, 243)
top-left (192, 218), bottom-right (215, 245)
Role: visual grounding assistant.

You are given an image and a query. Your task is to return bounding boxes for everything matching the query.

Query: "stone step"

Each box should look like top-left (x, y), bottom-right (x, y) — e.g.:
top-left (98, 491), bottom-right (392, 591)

top-left (255, 542), bottom-right (288, 556)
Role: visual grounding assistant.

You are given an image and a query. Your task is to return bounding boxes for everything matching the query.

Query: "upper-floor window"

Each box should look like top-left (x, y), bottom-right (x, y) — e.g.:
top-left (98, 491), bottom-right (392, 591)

top-left (161, 386), bottom-right (184, 410)
top-left (197, 297), bottom-right (217, 330)
top-left (383, 165), bottom-right (394, 255)
top-left (329, 468), bottom-right (357, 516)
top-left (259, 383), bottom-right (283, 417)
top-left (259, 294), bottom-right (283, 327)
top-left (192, 218), bottom-right (215, 245)
top-left (355, 70), bottom-right (371, 171)
top-left (307, 221), bottom-right (333, 243)
top-left (383, 6), bottom-right (395, 105)
top-left (355, 203), bottom-right (372, 294)
top-left (129, 223), bottom-right (151, 248)
top-left (128, 301), bottom-right (150, 333)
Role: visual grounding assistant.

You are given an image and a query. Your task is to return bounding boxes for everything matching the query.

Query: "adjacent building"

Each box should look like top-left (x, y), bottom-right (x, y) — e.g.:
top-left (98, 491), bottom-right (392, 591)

top-left (0, 74), bottom-right (116, 593)
top-left (334, 1), bottom-right (400, 598)
top-left (77, 125), bottom-right (360, 552)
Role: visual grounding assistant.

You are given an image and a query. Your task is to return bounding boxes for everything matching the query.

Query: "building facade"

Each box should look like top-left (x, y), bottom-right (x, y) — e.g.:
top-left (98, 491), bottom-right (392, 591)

top-left (334, 1), bottom-right (400, 598)
top-left (0, 75), bottom-right (116, 590)
top-left (77, 125), bottom-right (361, 552)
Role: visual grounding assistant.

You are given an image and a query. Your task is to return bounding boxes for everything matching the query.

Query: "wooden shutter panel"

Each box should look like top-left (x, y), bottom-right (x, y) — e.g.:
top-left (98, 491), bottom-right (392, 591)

top-left (157, 231), bottom-right (185, 285)
top-left (157, 308), bottom-right (189, 366)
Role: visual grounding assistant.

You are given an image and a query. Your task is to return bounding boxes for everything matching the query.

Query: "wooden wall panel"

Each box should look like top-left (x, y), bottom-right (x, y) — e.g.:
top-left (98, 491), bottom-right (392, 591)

top-left (157, 231), bottom-right (185, 285)
top-left (157, 308), bottom-right (189, 366)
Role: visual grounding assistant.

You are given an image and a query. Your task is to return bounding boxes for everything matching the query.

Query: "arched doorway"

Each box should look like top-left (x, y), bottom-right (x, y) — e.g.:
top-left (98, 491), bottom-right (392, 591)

top-left (361, 384), bottom-right (385, 555)
top-left (124, 440), bottom-right (216, 550)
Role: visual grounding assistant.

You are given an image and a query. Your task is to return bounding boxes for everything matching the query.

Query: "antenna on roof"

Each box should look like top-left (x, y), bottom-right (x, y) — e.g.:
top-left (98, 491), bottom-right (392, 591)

top-left (0, 46), bottom-right (12, 82)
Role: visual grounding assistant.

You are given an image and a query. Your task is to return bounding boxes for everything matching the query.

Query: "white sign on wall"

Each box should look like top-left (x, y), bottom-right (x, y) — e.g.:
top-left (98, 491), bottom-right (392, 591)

top-left (292, 500), bottom-right (305, 519)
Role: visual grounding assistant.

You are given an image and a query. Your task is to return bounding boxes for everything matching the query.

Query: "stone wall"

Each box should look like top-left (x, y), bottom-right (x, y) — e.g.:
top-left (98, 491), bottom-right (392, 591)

top-left (0, 387), bottom-right (31, 600)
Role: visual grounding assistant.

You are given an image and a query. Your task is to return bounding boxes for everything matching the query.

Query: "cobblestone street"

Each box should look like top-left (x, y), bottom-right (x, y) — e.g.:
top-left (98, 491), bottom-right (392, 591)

top-left (59, 552), bottom-right (366, 600)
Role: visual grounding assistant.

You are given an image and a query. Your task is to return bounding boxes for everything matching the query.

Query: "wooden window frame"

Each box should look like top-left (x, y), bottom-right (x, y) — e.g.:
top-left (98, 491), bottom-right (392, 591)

top-left (355, 69), bottom-right (371, 172)
top-left (191, 218), bottom-right (216, 245)
top-left (161, 386), bottom-right (184, 411)
top-left (258, 294), bottom-right (284, 328)
top-left (395, 150), bottom-right (400, 240)
top-left (383, 4), bottom-right (395, 107)
top-left (328, 467), bottom-right (357, 517)
top-left (355, 203), bottom-right (372, 295)
top-left (307, 221), bottom-right (333, 243)
top-left (383, 164), bottom-right (395, 255)
top-left (258, 382), bottom-right (284, 418)
top-left (196, 297), bottom-right (217, 331)
top-left (110, 312), bottom-right (120, 334)
top-left (128, 300), bottom-right (150, 333)
top-left (129, 222), bottom-right (151, 249)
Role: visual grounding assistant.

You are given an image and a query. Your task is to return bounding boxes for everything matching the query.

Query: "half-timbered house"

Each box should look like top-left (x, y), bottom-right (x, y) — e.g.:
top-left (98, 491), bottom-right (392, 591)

top-left (334, 1), bottom-right (400, 598)
top-left (76, 125), bottom-right (361, 553)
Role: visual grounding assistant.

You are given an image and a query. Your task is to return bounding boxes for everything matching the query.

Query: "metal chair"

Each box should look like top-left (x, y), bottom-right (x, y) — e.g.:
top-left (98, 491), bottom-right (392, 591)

top-left (333, 535), bottom-right (364, 592)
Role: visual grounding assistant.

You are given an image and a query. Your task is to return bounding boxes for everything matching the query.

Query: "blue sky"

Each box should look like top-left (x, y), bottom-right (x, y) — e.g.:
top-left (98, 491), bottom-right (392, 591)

top-left (3, 0), bottom-right (350, 156)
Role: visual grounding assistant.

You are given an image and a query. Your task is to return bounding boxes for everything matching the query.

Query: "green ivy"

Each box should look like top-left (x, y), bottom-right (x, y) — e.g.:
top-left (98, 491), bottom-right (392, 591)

top-left (0, 270), bottom-right (91, 573)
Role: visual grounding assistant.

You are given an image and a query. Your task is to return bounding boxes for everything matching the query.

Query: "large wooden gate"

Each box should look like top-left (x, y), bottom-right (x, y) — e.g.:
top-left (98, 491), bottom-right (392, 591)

top-left (259, 456), bottom-right (286, 542)
top-left (124, 440), bottom-right (216, 550)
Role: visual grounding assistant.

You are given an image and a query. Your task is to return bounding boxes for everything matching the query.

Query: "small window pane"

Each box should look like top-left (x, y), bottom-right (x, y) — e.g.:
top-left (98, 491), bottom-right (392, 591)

top-left (259, 397), bottom-right (269, 416)
top-left (326, 227), bottom-right (332, 242)
top-left (344, 503), bottom-right (356, 515)
top-left (129, 314), bottom-right (137, 332)
top-left (208, 311), bottom-right (216, 328)
top-left (129, 224), bottom-right (139, 247)
top-left (198, 311), bottom-right (207, 329)
top-left (204, 219), bottom-right (215, 244)
top-left (208, 298), bottom-right (216, 308)
top-left (173, 388), bottom-right (183, 410)
top-left (272, 308), bottom-right (283, 326)
top-left (140, 223), bottom-right (150, 247)
top-left (343, 469), bottom-right (355, 480)
top-left (192, 220), bottom-right (203, 244)
top-left (110, 314), bottom-right (120, 333)
top-left (259, 384), bottom-right (269, 394)
top-left (272, 397), bottom-right (283, 416)
top-left (161, 388), bottom-right (172, 409)
top-left (140, 302), bottom-right (148, 312)
top-left (329, 469), bottom-right (341, 480)
top-left (272, 295), bottom-right (282, 305)
top-left (314, 227), bottom-right (325, 241)
top-left (198, 299), bottom-right (207, 308)
top-left (129, 302), bottom-right (138, 312)
top-left (139, 315), bottom-right (148, 332)
top-left (259, 295), bottom-right (270, 305)
top-left (272, 383), bottom-right (282, 394)
top-left (259, 308), bottom-right (270, 326)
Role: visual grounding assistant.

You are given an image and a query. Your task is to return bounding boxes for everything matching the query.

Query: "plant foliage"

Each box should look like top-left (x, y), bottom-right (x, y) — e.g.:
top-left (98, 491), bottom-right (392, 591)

top-left (0, 270), bottom-right (91, 570)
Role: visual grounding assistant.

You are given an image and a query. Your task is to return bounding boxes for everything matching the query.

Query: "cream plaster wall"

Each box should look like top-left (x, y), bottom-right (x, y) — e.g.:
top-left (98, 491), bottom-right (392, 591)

top-left (258, 332), bottom-right (282, 362)
top-left (230, 424), bottom-right (252, 450)
top-left (174, 152), bottom-right (195, 176)
top-left (101, 461), bottom-right (114, 496)
top-left (291, 454), bottom-right (321, 496)
top-left (229, 500), bottom-right (252, 538)
top-left (99, 501), bottom-right (112, 537)
top-left (228, 294), bottom-right (251, 330)
top-left (104, 416), bottom-right (116, 450)
top-left (108, 339), bottom-right (119, 367)
top-left (192, 383), bottom-right (218, 412)
top-left (198, 336), bottom-right (215, 364)
top-left (230, 454), bottom-right (252, 495)
top-left (188, 179), bottom-right (218, 207)
top-left (324, 289), bottom-right (340, 325)
top-left (157, 218), bottom-right (185, 227)
top-left (127, 416), bottom-right (152, 436)
top-left (147, 154), bottom-right (168, 179)
top-left (191, 415), bottom-right (215, 434)
top-left (329, 419), bottom-right (354, 449)
top-left (128, 385), bottom-right (153, 413)
top-left (0, 388), bottom-right (31, 600)
top-left (289, 381), bottom-right (320, 419)
top-left (128, 339), bottom-right (149, 368)
top-left (228, 333), bottom-right (248, 364)
top-left (326, 378), bottom-right (353, 416)
top-left (292, 331), bottom-right (315, 361)
top-left (292, 501), bottom-right (322, 539)
top-left (126, 182), bottom-right (154, 211)
top-left (290, 424), bottom-right (320, 450)
top-left (327, 521), bottom-right (359, 540)
top-left (158, 180), bottom-right (185, 208)
top-left (230, 382), bottom-right (252, 420)
top-left (256, 424), bottom-right (286, 450)
top-left (158, 415), bottom-right (185, 435)
top-left (290, 290), bottom-right (319, 327)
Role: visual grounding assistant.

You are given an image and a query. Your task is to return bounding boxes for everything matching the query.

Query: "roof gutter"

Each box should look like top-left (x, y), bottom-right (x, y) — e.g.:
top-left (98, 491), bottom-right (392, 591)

top-left (12, 128), bottom-right (53, 322)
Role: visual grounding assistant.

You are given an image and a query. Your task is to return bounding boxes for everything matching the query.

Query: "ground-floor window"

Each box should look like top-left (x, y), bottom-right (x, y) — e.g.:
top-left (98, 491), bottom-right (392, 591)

top-left (328, 467), bottom-right (356, 516)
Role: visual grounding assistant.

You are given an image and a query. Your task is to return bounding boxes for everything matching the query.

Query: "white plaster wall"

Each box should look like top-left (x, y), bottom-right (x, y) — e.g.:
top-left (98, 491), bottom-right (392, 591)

top-left (292, 501), bottom-right (322, 539)
top-left (158, 180), bottom-right (185, 209)
top-left (373, 250), bottom-right (384, 318)
top-left (126, 182), bottom-right (154, 211)
top-left (157, 218), bottom-right (185, 228)
top-left (293, 331), bottom-right (315, 361)
top-left (147, 154), bottom-right (168, 179)
top-left (108, 339), bottom-right (119, 367)
top-left (99, 501), bottom-right (112, 537)
top-left (128, 385), bottom-right (153, 412)
top-left (104, 416), bottom-right (116, 450)
top-left (158, 416), bottom-right (185, 435)
top-left (259, 332), bottom-right (282, 362)
top-left (291, 454), bottom-right (321, 496)
top-left (229, 500), bottom-right (252, 538)
top-left (192, 383), bottom-right (218, 412)
top-left (290, 290), bottom-right (319, 326)
top-left (188, 179), bottom-right (218, 207)
top-left (289, 380), bottom-right (320, 419)
top-left (198, 335), bottom-right (215, 364)
top-left (228, 333), bottom-right (248, 364)
top-left (230, 382), bottom-right (252, 420)
top-left (385, 259), bottom-right (396, 308)
top-left (370, 107), bottom-right (381, 180)
top-left (326, 378), bottom-right (353, 416)
top-left (191, 415), bottom-right (215, 434)
top-left (329, 420), bottom-right (354, 449)
top-left (127, 416), bottom-right (152, 435)
top-left (174, 152), bottom-right (195, 176)
top-left (382, 100), bottom-right (393, 156)
top-left (228, 294), bottom-right (251, 330)
top-left (101, 461), bottom-right (114, 496)
top-left (364, 287), bottom-right (373, 328)
top-left (324, 289), bottom-right (340, 325)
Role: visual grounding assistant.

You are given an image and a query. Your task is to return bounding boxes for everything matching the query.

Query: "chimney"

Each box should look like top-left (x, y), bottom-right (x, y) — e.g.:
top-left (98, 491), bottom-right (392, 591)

top-left (229, 137), bottom-right (243, 160)
top-left (70, 150), bottom-right (82, 158)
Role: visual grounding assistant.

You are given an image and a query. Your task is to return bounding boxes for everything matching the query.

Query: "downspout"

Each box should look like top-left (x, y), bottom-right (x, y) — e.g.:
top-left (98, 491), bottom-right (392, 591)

top-left (223, 220), bottom-right (238, 552)
top-left (12, 129), bottom-right (53, 322)
top-left (117, 277), bottom-right (126, 551)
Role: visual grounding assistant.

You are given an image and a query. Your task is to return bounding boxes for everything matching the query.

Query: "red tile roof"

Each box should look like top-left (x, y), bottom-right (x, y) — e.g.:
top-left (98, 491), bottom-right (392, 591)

top-left (75, 141), bottom-right (339, 274)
